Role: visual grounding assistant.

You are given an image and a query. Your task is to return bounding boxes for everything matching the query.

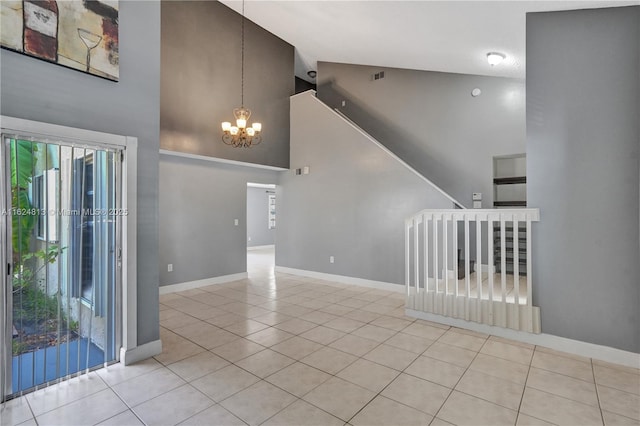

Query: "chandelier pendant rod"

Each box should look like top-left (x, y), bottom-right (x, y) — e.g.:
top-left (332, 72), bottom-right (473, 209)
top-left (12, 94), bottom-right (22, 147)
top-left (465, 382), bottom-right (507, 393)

top-left (240, 0), bottom-right (244, 108)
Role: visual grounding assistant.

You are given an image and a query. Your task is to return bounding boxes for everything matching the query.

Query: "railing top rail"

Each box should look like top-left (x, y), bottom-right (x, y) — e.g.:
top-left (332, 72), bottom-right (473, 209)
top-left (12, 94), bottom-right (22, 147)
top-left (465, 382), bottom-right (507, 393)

top-left (406, 208), bottom-right (540, 224)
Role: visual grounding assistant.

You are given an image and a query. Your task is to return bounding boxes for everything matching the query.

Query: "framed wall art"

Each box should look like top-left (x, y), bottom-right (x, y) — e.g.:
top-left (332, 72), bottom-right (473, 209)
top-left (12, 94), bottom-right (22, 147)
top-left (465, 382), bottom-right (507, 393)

top-left (1, 0), bottom-right (119, 81)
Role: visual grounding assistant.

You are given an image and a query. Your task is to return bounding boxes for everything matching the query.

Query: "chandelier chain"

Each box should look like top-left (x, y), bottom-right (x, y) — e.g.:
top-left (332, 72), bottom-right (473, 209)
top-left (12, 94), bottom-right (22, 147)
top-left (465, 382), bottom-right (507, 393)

top-left (241, 0), bottom-right (245, 107)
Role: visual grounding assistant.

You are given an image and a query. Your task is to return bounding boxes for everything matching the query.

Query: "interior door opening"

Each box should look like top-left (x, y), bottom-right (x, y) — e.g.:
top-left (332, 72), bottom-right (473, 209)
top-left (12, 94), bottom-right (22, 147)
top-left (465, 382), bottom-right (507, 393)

top-left (246, 183), bottom-right (276, 280)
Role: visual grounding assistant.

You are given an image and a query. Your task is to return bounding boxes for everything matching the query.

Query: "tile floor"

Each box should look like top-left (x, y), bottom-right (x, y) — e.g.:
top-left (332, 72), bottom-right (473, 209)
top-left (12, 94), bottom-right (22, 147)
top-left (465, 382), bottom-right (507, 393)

top-left (1, 247), bottom-right (639, 426)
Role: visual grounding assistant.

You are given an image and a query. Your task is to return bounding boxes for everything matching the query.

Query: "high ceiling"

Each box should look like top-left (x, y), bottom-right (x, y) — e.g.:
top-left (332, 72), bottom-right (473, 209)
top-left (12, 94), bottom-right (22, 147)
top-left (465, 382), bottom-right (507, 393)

top-left (219, 0), bottom-right (639, 81)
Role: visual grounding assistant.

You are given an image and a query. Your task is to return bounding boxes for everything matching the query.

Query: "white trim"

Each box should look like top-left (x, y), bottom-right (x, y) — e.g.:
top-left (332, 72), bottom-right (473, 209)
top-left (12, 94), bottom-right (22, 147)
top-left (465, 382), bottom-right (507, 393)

top-left (159, 149), bottom-right (288, 171)
top-left (406, 309), bottom-right (640, 369)
top-left (159, 273), bottom-right (248, 295)
top-left (248, 244), bottom-right (275, 251)
top-left (247, 183), bottom-right (276, 189)
top-left (296, 92), bottom-right (463, 209)
top-left (473, 263), bottom-right (495, 274)
top-left (120, 339), bottom-right (162, 366)
top-left (275, 266), bottom-right (404, 293)
top-left (290, 89), bottom-right (317, 99)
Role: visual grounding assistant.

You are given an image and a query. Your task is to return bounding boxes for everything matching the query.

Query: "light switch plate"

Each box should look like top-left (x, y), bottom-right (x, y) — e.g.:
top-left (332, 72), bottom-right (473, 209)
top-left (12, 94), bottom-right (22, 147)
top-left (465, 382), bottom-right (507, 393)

top-left (303, 166), bottom-right (310, 175)
top-left (472, 192), bottom-right (482, 201)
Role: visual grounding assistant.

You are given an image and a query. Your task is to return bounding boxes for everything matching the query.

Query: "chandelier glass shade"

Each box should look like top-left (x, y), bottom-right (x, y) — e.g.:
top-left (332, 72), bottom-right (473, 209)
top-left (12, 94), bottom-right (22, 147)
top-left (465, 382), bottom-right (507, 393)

top-left (221, 0), bottom-right (262, 148)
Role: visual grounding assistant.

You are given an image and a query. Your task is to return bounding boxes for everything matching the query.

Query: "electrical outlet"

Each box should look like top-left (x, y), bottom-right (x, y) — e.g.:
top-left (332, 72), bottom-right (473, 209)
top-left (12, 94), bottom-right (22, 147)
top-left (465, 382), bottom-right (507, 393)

top-left (248, 237), bottom-right (251, 242)
top-left (234, 219), bottom-right (239, 226)
top-left (329, 256), bottom-right (335, 264)
top-left (168, 264), bottom-right (173, 272)
top-left (303, 166), bottom-right (310, 175)
top-left (341, 100), bottom-right (346, 107)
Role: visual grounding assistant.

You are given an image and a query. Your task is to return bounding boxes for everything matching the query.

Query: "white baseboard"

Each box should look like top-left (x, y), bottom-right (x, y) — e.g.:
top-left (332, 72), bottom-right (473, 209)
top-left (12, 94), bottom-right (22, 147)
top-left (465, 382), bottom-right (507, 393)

top-left (159, 273), bottom-right (248, 295)
top-left (247, 244), bottom-right (275, 251)
top-left (407, 309), bottom-right (640, 369)
top-left (120, 339), bottom-right (162, 366)
top-left (275, 266), bottom-right (404, 293)
top-left (473, 263), bottom-right (495, 274)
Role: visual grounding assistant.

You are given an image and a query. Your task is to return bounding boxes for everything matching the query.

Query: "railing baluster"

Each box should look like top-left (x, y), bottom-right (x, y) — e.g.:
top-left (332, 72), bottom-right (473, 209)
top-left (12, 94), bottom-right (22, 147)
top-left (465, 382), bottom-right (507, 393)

top-left (414, 217), bottom-right (420, 295)
top-left (405, 219), bottom-right (410, 298)
top-left (424, 213), bottom-right (429, 294)
top-left (488, 213), bottom-right (494, 322)
top-left (476, 214), bottom-right (482, 306)
top-left (453, 214), bottom-right (458, 317)
top-left (433, 214), bottom-right (439, 314)
top-left (443, 214), bottom-right (449, 303)
top-left (501, 214), bottom-right (507, 303)
top-left (464, 216), bottom-right (470, 320)
top-left (526, 218), bottom-right (533, 307)
top-left (513, 219), bottom-right (520, 304)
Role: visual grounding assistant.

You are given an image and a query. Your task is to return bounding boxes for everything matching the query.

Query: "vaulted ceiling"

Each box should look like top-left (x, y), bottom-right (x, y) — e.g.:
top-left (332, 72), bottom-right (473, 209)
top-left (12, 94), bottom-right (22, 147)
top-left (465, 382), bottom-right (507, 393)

top-left (219, 0), bottom-right (639, 81)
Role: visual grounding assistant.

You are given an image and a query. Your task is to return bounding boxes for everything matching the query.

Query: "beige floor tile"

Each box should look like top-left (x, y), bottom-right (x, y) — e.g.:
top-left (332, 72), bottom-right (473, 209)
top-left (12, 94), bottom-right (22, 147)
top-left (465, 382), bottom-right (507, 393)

top-left (329, 334), bottom-right (380, 357)
top-left (205, 312), bottom-right (247, 328)
top-left (450, 327), bottom-right (489, 339)
top-left (220, 381), bottom-right (297, 426)
top-left (211, 338), bottom-right (265, 363)
top-left (520, 387), bottom-right (603, 425)
top-left (402, 323), bottom-right (447, 340)
top-left (527, 367), bottom-right (598, 406)
top-left (300, 325), bottom-right (347, 345)
top-left (515, 413), bottom-right (556, 425)
top-left (160, 311), bottom-right (202, 330)
top-left (132, 384), bottom-right (213, 426)
top-left (489, 335), bottom-right (536, 350)
top-left (438, 329), bottom-right (486, 351)
top-left (252, 311), bottom-right (294, 326)
top-left (438, 390), bottom-right (518, 426)
top-left (301, 346), bottom-right (358, 375)
top-left (175, 322), bottom-right (239, 349)
top-left (338, 297), bottom-right (372, 308)
top-left (36, 389), bottom-right (127, 426)
top-left (112, 367), bottom-right (185, 407)
top-left (370, 315), bottom-right (413, 331)
top-left (337, 359), bottom-right (400, 392)
top-left (405, 356), bottom-right (466, 388)
top-left (271, 336), bottom-right (324, 360)
top-left (351, 395), bottom-right (433, 426)
top-left (26, 371), bottom-right (108, 416)
top-left (277, 304), bottom-right (314, 317)
top-left (385, 332), bottom-right (434, 354)
top-left (598, 385), bottom-right (640, 421)
top-left (319, 303), bottom-right (355, 316)
top-left (360, 302), bottom-right (397, 314)
top-left (262, 399), bottom-right (344, 426)
top-left (430, 418), bottom-right (456, 426)
top-left (246, 327), bottom-right (295, 347)
top-left (343, 309), bottom-right (382, 323)
top-left (351, 324), bottom-right (397, 343)
top-left (594, 364), bottom-right (640, 395)
top-left (187, 306), bottom-right (229, 321)
top-left (191, 364), bottom-right (259, 402)
top-left (303, 310), bottom-right (339, 324)
top-left (423, 341), bottom-right (477, 368)
top-left (224, 319), bottom-right (270, 337)
top-left (324, 317), bottom-right (367, 333)
top-left (179, 404), bottom-right (246, 425)
top-left (97, 358), bottom-right (162, 386)
top-left (381, 373), bottom-right (450, 415)
top-left (266, 362), bottom-right (332, 397)
top-left (456, 369), bottom-right (525, 410)
top-left (0, 397), bottom-right (34, 425)
top-left (236, 349), bottom-right (295, 378)
top-left (534, 346), bottom-right (592, 364)
top-left (97, 409), bottom-right (144, 426)
top-left (469, 353), bottom-right (530, 385)
top-left (481, 339), bottom-right (534, 365)
top-left (531, 351), bottom-right (594, 383)
top-left (414, 319), bottom-right (450, 330)
top-left (167, 351), bottom-right (230, 382)
top-left (602, 410), bottom-right (640, 426)
top-left (364, 343), bottom-right (419, 371)
top-left (303, 377), bottom-right (376, 422)
top-left (592, 359), bottom-right (640, 376)
top-left (154, 329), bottom-right (206, 365)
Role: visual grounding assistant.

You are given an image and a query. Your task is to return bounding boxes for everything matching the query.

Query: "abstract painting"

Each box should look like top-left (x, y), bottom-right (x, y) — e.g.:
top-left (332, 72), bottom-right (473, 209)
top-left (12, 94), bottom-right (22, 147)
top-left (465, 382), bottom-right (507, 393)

top-left (1, 1), bottom-right (119, 81)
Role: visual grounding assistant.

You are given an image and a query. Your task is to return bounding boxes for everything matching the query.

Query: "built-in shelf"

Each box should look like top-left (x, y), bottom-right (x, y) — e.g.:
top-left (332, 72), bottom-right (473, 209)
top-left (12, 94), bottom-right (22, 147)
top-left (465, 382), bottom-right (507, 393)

top-left (494, 176), bottom-right (526, 185)
top-left (494, 200), bottom-right (527, 207)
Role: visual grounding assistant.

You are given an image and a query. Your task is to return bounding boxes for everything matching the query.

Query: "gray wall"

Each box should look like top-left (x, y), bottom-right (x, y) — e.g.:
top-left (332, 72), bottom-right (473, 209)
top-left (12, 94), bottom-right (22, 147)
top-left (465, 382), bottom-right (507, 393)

top-left (527, 6), bottom-right (639, 353)
top-left (161, 1), bottom-right (294, 169)
top-left (0, 1), bottom-right (160, 345)
top-left (276, 92), bottom-right (454, 285)
top-left (247, 186), bottom-right (275, 247)
top-left (317, 62), bottom-right (526, 208)
top-left (159, 156), bottom-right (280, 286)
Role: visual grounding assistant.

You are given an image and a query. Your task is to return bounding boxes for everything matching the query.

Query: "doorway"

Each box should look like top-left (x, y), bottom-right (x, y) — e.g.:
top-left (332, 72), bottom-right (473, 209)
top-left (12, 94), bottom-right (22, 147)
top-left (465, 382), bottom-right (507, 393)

top-left (246, 183), bottom-right (276, 280)
top-left (1, 134), bottom-right (122, 400)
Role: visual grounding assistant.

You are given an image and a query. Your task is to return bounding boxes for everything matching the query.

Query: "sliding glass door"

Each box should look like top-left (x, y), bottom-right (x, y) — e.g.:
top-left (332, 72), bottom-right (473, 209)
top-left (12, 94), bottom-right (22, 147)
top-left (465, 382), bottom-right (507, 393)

top-left (1, 135), bottom-right (122, 400)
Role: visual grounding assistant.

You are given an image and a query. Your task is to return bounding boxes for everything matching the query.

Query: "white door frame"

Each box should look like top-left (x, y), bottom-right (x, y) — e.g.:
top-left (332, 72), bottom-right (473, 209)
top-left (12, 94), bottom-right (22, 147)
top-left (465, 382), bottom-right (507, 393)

top-left (0, 115), bottom-right (139, 400)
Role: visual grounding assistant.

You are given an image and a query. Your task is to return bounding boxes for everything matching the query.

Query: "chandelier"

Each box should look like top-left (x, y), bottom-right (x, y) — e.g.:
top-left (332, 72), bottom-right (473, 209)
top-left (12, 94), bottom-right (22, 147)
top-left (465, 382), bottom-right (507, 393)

top-left (221, 0), bottom-right (262, 147)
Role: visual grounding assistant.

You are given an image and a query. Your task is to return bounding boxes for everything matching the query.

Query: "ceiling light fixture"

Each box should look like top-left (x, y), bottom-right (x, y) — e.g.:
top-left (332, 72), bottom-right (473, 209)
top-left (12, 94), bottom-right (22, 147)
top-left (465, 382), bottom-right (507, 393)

top-left (487, 52), bottom-right (506, 66)
top-left (222, 0), bottom-right (262, 148)
top-left (307, 70), bottom-right (317, 79)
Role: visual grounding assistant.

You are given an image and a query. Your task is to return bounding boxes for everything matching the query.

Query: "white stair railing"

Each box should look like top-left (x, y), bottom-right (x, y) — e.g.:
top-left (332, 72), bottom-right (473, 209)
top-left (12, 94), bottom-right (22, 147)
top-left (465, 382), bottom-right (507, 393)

top-left (405, 209), bottom-right (541, 333)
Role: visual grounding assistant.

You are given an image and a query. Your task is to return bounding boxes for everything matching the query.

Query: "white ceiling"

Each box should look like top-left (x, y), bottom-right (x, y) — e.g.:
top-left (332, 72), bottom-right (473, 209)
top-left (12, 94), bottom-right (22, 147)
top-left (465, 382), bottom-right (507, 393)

top-left (219, 0), bottom-right (639, 81)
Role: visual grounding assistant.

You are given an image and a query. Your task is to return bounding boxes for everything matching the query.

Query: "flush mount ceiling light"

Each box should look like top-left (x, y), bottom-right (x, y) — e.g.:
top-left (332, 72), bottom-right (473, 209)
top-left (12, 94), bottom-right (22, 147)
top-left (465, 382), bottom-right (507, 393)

top-left (487, 52), bottom-right (506, 66)
top-left (221, 0), bottom-right (262, 148)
